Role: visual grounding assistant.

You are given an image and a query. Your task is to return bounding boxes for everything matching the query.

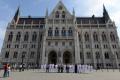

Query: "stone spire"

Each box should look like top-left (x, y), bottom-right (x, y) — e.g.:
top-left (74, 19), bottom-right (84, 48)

top-left (103, 4), bottom-right (110, 23)
top-left (46, 8), bottom-right (48, 18)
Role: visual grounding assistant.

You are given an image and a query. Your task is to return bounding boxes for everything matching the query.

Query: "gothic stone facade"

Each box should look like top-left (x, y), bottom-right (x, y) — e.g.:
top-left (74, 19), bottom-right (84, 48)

top-left (1, 1), bottom-right (120, 68)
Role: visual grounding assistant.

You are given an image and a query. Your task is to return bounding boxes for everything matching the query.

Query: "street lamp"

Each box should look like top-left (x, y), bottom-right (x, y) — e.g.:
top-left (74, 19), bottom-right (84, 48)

top-left (21, 54), bottom-right (25, 71)
top-left (58, 48), bottom-right (61, 64)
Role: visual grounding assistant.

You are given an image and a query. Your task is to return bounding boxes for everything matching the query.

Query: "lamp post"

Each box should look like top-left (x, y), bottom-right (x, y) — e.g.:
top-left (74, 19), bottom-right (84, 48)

top-left (58, 48), bottom-right (61, 64)
top-left (21, 54), bottom-right (25, 71)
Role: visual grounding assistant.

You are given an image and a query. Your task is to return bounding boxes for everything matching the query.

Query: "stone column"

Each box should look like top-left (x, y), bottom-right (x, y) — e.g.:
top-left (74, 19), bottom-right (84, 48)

top-left (74, 24), bottom-right (80, 64)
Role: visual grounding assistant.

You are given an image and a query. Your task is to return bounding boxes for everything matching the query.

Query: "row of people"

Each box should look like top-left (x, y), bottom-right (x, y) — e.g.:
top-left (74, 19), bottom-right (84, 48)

top-left (41, 64), bottom-right (94, 73)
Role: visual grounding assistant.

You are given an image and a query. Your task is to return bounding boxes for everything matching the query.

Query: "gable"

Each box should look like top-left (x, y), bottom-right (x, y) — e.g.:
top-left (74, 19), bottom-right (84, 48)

top-left (48, 1), bottom-right (73, 19)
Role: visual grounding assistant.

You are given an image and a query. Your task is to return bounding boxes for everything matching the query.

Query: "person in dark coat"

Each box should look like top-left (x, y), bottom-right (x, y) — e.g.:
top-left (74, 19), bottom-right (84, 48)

top-left (75, 64), bottom-right (78, 73)
top-left (66, 64), bottom-right (69, 73)
top-left (46, 64), bottom-right (49, 73)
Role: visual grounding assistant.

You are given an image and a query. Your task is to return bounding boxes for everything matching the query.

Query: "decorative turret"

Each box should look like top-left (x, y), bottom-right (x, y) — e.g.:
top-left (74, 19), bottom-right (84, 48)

top-left (73, 8), bottom-right (75, 17)
top-left (103, 5), bottom-right (110, 23)
top-left (12, 7), bottom-right (20, 24)
top-left (45, 8), bottom-right (48, 18)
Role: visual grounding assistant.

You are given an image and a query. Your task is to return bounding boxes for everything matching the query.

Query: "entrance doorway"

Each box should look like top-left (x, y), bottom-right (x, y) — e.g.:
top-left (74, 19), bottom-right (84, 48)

top-left (63, 51), bottom-right (72, 64)
top-left (48, 51), bottom-right (57, 64)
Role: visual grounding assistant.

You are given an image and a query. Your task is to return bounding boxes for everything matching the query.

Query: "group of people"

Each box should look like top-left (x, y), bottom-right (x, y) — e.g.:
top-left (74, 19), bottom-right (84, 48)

top-left (3, 64), bottom-right (11, 78)
top-left (41, 64), bottom-right (94, 73)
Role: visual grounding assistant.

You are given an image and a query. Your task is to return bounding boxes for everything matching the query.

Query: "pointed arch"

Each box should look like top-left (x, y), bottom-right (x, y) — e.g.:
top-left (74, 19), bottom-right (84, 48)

top-left (8, 32), bottom-right (13, 42)
top-left (102, 32), bottom-right (107, 41)
top-left (24, 32), bottom-right (29, 41)
top-left (55, 27), bottom-right (59, 36)
top-left (16, 32), bottom-right (21, 42)
top-left (68, 27), bottom-right (73, 36)
top-left (84, 32), bottom-right (89, 42)
top-left (48, 27), bottom-right (53, 36)
top-left (110, 32), bottom-right (116, 42)
top-left (93, 32), bottom-right (98, 42)
top-left (32, 32), bottom-right (37, 41)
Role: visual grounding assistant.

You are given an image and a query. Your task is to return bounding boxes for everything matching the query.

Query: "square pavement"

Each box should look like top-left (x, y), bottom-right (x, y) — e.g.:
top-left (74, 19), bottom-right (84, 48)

top-left (0, 69), bottom-right (120, 80)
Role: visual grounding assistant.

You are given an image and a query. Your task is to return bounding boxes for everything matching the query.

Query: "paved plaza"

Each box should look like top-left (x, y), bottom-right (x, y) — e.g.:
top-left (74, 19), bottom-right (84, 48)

top-left (0, 69), bottom-right (120, 80)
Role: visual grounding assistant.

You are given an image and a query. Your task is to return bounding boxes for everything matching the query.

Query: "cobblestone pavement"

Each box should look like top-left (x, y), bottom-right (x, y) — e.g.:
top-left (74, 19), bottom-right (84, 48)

top-left (0, 69), bottom-right (120, 80)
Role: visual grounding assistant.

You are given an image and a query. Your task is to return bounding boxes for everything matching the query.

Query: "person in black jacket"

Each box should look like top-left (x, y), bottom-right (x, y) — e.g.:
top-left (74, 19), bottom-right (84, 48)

top-left (75, 64), bottom-right (78, 73)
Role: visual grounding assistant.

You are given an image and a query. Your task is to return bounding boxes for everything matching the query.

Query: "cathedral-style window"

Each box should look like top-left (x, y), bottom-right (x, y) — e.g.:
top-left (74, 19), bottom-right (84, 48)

top-left (62, 11), bottom-right (65, 18)
top-left (55, 27), bottom-right (59, 36)
top-left (104, 52), bottom-right (109, 59)
top-left (62, 27), bottom-right (66, 36)
top-left (13, 52), bottom-right (18, 58)
top-left (86, 52), bottom-right (91, 59)
top-left (110, 32), bottom-right (116, 42)
top-left (102, 32), bottom-right (107, 42)
top-left (55, 11), bottom-right (59, 18)
top-left (68, 27), bottom-right (73, 36)
top-left (95, 52), bottom-right (100, 59)
top-left (85, 32), bottom-right (89, 42)
top-left (80, 52), bottom-right (83, 59)
top-left (30, 51), bottom-right (35, 59)
top-left (93, 32), bottom-right (98, 42)
top-left (16, 32), bottom-right (21, 42)
top-left (48, 27), bottom-right (53, 36)
top-left (24, 32), bottom-right (29, 41)
top-left (8, 32), bottom-right (13, 42)
top-left (32, 32), bottom-right (37, 41)
top-left (5, 51), bottom-right (9, 58)
top-left (21, 51), bottom-right (26, 58)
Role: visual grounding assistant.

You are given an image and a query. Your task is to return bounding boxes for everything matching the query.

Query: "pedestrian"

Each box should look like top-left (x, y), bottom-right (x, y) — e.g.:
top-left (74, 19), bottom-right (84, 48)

top-left (66, 64), bottom-right (69, 73)
top-left (75, 64), bottom-right (77, 73)
top-left (3, 64), bottom-right (8, 78)
top-left (7, 64), bottom-right (11, 77)
top-left (19, 64), bottom-right (22, 72)
top-left (46, 64), bottom-right (49, 73)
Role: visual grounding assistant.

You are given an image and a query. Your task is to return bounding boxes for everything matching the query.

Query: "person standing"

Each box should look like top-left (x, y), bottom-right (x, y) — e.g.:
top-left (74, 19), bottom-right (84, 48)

top-left (3, 64), bottom-right (8, 78)
top-left (75, 64), bottom-right (78, 73)
top-left (19, 64), bottom-right (22, 72)
top-left (46, 64), bottom-right (49, 73)
top-left (7, 64), bottom-right (11, 77)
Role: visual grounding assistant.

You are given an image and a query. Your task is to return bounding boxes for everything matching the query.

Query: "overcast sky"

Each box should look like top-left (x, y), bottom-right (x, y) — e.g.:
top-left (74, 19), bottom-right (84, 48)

top-left (0, 0), bottom-right (120, 52)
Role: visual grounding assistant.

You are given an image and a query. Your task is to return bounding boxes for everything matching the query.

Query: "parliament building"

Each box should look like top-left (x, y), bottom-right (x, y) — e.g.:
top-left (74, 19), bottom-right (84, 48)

top-left (1, 1), bottom-right (120, 69)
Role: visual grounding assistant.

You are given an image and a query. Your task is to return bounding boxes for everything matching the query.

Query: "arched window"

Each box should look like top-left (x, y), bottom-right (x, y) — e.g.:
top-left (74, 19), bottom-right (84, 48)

top-left (24, 32), bottom-right (29, 41)
top-left (62, 27), bottom-right (66, 36)
top-left (48, 27), bottom-right (53, 36)
top-left (62, 11), bottom-right (65, 18)
top-left (110, 32), bottom-right (116, 42)
top-left (85, 32), bottom-right (89, 42)
top-left (55, 11), bottom-right (59, 18)
top-left (86, 52), bottom-right (91, 59)
top-left (68, 27), bottom-right (73, 36)
top-left (95, 52), bottom-right (100, 59)
top-left (13, 51), bottom-right (18, 58)
top-left (55, 27), bottom-right (59, 36)
top-left (21, 51), bottom-right (26, 58)
top-left (93, 32), bottom-right (98, 42)
top-left (32, 32), bottom-right (37, 41)
top-left (8, 32), bottom-right (13, 42)
top-left (102, 32), bottom-right (107, 42)
top-left (16, 32), bottom-right (21, 42)
top-left (104, 52), bottom-right (109, 59)
top-left (5, 51), bottom-right (9, 58)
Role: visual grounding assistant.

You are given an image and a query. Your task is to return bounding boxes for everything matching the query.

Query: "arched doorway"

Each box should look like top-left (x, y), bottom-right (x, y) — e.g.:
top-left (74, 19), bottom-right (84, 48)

top-left (63, 51), bottom-right (72, 64)
top-left (48, 51), bottom-right (57, 64)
